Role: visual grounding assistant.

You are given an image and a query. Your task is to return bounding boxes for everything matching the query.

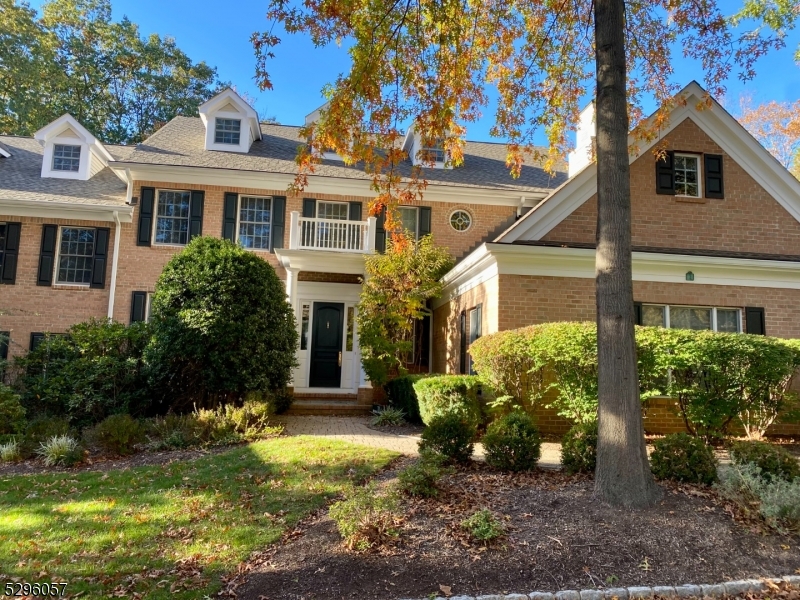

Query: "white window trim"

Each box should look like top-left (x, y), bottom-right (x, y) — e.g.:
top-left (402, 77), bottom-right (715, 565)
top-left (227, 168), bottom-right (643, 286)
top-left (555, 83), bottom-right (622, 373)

top-left (236, 194), bottom-right (273, 252)
top-left (214, 117), bottom-right (242, 145)
top-left (449, 209), bottom-right (473, 233)
top-left (674, 153), bottom-right (702, 198)
top-left (642, 303), bottom-right (741, 333)
top-left (145, 293), bottom-right (154, 322)
top-left (54, 226), bottom-right (95, 287)
top-left (51, 144), bottom-right (82, 173)
top-left (152, 188), bottom-right (192, 248)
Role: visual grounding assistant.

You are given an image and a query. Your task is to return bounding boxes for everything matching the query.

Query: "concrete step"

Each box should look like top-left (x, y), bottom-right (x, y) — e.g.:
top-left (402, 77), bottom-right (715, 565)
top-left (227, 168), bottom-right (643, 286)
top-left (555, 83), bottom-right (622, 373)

top-left (287, 400), bottom-right (372, 416)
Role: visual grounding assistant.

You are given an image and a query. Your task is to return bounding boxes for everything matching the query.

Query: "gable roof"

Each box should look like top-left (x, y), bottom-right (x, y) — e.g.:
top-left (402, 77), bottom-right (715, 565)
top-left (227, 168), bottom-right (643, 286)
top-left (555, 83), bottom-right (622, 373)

top-left (497, 81), bottom-right (800, 243)
top-left (33, 113), bottom-right (114, 163)
top-left (198, 88), bottom-right (261, 141)
top-left (115, 118), bottom-right (567, 194)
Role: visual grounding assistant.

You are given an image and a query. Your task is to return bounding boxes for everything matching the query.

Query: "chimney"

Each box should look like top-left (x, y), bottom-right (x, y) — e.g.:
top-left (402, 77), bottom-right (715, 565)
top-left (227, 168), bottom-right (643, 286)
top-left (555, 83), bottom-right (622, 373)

top-left (568, 101), bottom-right (595, 177)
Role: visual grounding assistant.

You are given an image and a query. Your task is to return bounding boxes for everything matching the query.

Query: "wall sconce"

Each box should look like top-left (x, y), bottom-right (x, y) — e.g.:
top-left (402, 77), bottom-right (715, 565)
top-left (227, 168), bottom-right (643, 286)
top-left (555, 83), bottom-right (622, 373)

top-left (685, 271), bottom-right (695, 281)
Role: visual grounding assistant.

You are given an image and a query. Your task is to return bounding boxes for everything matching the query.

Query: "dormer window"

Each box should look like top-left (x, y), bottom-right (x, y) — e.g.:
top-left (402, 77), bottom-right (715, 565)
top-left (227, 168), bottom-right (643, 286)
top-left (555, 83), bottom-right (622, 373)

top-left (215, 118), bottom-right (241, 145)
top-left (52, 144), bottom-right (81, 172)
top-left (420, 139), bottom-right (446, 164)
top-left (402, 125), bottom-right (453, 169)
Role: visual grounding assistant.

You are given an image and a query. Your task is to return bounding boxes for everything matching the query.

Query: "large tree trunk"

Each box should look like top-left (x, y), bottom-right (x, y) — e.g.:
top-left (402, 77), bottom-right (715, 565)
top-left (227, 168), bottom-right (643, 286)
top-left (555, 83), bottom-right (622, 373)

top-left (593, 0), bottom-right (661, 508)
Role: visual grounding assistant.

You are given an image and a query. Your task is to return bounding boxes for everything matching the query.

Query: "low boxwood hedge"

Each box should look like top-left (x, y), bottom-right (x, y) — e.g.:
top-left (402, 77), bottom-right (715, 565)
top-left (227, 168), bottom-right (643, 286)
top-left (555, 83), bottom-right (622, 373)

top-left (412, 375), bottom-right (484, 426)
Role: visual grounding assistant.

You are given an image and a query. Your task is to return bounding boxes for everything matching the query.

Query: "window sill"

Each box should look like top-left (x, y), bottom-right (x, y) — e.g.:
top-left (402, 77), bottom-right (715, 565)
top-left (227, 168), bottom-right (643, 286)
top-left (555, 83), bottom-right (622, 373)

top-left (674, 196), bottom-right (707, 204)
top-left (52, 284), bottom-right (92, 291)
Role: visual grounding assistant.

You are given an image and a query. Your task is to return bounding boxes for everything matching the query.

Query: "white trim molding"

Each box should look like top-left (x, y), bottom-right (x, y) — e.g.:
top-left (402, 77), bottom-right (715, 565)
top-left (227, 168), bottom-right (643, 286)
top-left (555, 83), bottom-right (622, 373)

top-left (274, 248), bottom-right (367, 275)
top-left (33, 114), bottom-right (113, 181)
top-left (198, 88), bottom-right (261, 153)
top-left (499, 81), bottom-right (800, 243)
top-left (0, 197), bottom-right (133, 223)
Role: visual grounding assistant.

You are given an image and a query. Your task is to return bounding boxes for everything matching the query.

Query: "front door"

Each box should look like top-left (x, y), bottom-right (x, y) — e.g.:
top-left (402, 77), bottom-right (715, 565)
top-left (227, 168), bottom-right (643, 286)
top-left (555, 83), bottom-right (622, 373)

top-left (309, 302), bottom-right (344, 387)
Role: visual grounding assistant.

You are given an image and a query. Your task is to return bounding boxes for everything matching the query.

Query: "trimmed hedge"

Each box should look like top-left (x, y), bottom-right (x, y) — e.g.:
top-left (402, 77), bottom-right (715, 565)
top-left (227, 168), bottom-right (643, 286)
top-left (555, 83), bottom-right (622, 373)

top-left (482, 411), bottom-right (541, 472)
top-left (412, 375), bottom-right (484, 426)
top-left (729, 440), bottom-right (800, 483)
top-left (650, 433), bottom-right (718, 485)
top-left (385, 374), bottom-right (428, 423)
top-left (561, 421), bottom-right (598, 475)
top-left (418, 412), bottom-right (476, 463)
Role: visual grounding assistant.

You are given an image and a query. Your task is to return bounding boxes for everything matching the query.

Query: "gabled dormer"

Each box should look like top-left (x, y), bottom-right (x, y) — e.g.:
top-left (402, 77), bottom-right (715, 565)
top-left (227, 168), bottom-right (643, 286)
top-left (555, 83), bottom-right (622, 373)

top-left (402, 124), bottom-right (451, 169)
top-left (34, 114), bottom-right (113, 180)
top-left (305, 103), bottom-right (345, 161)
top-left (198, 88), bottom-right (261, 153)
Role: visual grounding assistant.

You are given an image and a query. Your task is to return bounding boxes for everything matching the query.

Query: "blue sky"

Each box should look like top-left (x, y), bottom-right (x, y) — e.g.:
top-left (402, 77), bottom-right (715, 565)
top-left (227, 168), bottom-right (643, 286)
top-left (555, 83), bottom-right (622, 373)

top-left (29, 0), bottom-right (800, 144)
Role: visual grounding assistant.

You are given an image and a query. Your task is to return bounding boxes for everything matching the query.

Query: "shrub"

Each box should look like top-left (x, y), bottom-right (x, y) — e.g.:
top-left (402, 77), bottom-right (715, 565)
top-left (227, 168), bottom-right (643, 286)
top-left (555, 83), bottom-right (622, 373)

top-left (194, 400), bottom-right (278, 444)
top-left (461, 508), bottom-right (504, 542)
top-left (0, 384), bottom-right (26, 435)
top-left (328, 483), bottom-right (400, 551)
top-left (371, 406), bottom-right (406, 427)
top-left (146, 237), bottom-right (298, 412)
top-left (145, 414), bottom-right (202, 449)
top-left (37, 434), bottom-right (83, 467)
top-left (561, 421), bottom-right (598, 475)
top-left (418, 412), bottom-right (476, 464)
top-left (717, 462), bottom-right (800, 533)
top-left (729, 440), bottom-right (800, 483)
top-left (397, 451), bottom-right (453, 498)
top-left (482, 411), bottom-right (541, 472)
top-left (268, 388), bottom-right (294, 415)
top-left (650, 433), bottom-right (718, 485)
top-left (84, 414), bottom-right (145, 456)
top-left (384, 374), bottom-right (427, 423)
top-left (13, 320), bottom-right (150, 427)
top-left (21, 417), bottom-right (71, 458)
top-left (0, 439), bottom-right (21, 462)
top-left (413, 375), bottom-right (484, 427)
top-left (469, 327), bottom-right (546, 415)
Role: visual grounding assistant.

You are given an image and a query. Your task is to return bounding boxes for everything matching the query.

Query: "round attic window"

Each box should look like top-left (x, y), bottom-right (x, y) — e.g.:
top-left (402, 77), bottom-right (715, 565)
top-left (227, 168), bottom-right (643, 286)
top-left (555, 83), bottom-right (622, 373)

top-left (449, 210), bottom-right (472, 232)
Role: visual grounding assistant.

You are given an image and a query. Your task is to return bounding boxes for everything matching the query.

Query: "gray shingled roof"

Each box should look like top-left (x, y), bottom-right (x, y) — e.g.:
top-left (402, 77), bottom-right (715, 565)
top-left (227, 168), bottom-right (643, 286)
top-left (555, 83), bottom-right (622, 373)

top-left (0, 136), bottom-right (128, 206)
top-left (121, 118), bottom-right (567, 193)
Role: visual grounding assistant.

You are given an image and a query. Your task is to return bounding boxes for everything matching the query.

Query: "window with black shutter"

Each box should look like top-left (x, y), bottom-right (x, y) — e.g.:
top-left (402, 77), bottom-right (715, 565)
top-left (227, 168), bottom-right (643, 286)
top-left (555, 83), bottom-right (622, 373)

top-left (0, 222), bottom-right (20, 285)
top-left (0, 331), bottom-right (9, 362)
top-left (704, 154), bottom-right (724, 199)
top-left (745, 307), bottom-right (766, 335)
top-left (271, 196), bottom-right (286, 251)
top-left (137, 187), bottom-right (155, 246)
top-left (655, 151), bottom-right (675, 195)
top-left (37, 225), bottom-right (58, 286)
top-left (131, 291), bottom-right (148, 323)
top-left (375, 207), bottom-right (387, 253)
top-left (459, 310), bottom-right (467, 375)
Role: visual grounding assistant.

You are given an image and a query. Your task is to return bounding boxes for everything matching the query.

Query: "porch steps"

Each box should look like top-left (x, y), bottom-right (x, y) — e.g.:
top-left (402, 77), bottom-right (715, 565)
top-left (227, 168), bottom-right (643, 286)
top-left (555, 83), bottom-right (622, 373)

top-left (288, 394), bottom-right (372, 416)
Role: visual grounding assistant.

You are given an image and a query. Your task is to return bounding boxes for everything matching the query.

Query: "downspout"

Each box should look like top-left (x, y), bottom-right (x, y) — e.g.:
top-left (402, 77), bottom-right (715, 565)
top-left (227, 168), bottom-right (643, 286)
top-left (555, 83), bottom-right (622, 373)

top-left (107, 170), bottom-right (131, 319)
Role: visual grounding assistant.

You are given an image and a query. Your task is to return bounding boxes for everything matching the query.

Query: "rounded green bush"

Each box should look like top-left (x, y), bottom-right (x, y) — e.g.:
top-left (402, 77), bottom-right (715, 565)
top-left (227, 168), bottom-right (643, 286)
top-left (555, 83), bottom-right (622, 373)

top-left (418, 412), bottom-right (476, 464)
top-left (482, 411), bottom-right (541, 472)
top-left (84, 414), bottom-right (145, 456)
top-left (412, 375), bottom-right (484, 426)
top-left (650, 433), bottom-right (718, 485)
top-left (561, 420), bottom-right (598, 475)
top-left (729, 440), bottom-right (800, 483)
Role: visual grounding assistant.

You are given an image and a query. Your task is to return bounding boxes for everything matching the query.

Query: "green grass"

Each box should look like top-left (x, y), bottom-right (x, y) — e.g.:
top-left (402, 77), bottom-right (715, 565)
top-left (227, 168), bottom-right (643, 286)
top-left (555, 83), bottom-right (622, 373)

top-left (0, 436), bottom-right (398, 599)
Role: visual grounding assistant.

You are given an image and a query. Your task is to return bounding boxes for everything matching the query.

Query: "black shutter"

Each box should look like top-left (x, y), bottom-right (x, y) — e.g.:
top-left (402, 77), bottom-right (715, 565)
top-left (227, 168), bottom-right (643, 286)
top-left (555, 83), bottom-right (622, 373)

top-left (459, 310), bottom-right (467, 375)
top-left (418, 206), bottom-right (432, 238)
top-left (704, 154), bottom-right (724, 199)
top-left (302, 198), bottom-right (316, 218)
top-left (348, 202), bottom-right (362, 222)
top-left (188, 191), bottom-right (204, 241)
top-left (222, 193), bottom-right (238, 243)
top-left (30, 332), bottom-right (45, 352)
top-left (37, 225), bottom-right (57, 286)
top-left (745, 307), bottom-right (766, 335)
top-left (131, 291), bottom-right (147, 323)
top-left (420, 315), bottom-right (431, 369)
top-left (655, 151), bottom-right (675, 195)
top-left (90, 227), bottom-right (110, 289)
top-left (137, 187), bottom-right (155, 246)
top-left (1, 222), bottom-right (21, 284)
top-left (0, 331), bottom-right (8, 361)
top-left (271, 196), bottom-right (286, 251)
top-left (634, 302), bottom-right (643, 325)
top-left (375, 206), bottom-right (387, 253)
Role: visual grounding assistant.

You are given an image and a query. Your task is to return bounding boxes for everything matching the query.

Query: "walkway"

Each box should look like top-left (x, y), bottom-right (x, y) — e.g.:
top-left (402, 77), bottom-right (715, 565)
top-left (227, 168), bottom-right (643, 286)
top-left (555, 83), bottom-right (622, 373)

top-left (276, 415), bottom-right (563, 468)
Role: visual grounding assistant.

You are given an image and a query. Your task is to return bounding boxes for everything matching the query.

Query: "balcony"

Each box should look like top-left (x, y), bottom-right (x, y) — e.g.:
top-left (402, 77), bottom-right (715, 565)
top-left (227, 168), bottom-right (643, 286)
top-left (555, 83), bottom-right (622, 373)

top-left (288, 211), bottom-right (377, 253)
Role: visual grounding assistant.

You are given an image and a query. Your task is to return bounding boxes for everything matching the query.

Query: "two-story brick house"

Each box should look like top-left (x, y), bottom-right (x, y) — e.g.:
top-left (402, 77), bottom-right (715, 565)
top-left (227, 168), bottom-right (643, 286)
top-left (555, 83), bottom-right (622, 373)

top-left (0, 88), bottom-right (563, 408)
top-left (4, 82), bottom-right (800, 418)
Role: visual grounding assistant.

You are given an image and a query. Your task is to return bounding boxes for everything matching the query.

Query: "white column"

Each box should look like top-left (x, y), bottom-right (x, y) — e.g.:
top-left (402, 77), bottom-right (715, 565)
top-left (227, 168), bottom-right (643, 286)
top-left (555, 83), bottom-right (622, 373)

top-left (289, 211), bottom-right (300, 250)
top-left (285, 267), bottom-right (298, 304)
top-left (365, 216), bottom-right (377, 252)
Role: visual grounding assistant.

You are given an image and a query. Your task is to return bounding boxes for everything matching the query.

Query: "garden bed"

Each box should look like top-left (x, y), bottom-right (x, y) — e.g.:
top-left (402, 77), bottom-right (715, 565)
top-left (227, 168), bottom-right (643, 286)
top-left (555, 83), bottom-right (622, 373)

top-left (235, 464), bottom-right (800, 600)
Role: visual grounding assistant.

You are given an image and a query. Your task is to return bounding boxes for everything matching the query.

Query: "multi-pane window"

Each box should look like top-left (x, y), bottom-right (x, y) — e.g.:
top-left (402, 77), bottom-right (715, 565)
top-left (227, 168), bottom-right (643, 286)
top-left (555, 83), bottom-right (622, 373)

top-left (674, 154), bottom-right (700, 197)
top-left (52, 144), bottom-right (81, 172)
top-left (0, 223), bottom-right (6, 273)
top-left (346, 306), bottom-right (355, 352)
top-left (300, 304), bottom-right (310, 350)
top-left (398, 206), bottom-right (419, 239)
top-left (57, 227), bottom-right (95, 284)
top-left (155, 190), bottom-right (191, 245)
top-left (214, 118), bottom-right (241, 145)
top-left (419, 139), bottom-right (446, 163)
top-left (317, 201), bottom-right (349, 220)
top-left (640, 304), bottom-right (740, 333)
top-left (238, 196), bottom-right (271, 249)
top-left (450, 210), bottom-right (472, 232)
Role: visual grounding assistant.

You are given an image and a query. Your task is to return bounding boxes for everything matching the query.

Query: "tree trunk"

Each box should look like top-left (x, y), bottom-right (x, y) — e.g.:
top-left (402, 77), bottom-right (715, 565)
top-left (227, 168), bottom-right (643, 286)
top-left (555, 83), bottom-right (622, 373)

top-left (593, 0), bottom-right (661, 508)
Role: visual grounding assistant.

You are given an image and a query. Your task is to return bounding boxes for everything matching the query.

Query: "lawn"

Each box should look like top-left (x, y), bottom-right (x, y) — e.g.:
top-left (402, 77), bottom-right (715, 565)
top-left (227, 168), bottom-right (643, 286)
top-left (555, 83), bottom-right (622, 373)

top-left (0, 436), bottom-right (398, 599)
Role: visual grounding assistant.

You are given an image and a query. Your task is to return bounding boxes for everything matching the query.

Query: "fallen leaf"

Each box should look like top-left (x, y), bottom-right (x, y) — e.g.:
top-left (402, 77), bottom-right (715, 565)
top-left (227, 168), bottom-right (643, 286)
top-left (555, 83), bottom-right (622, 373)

top-left (440, 584), bottom-right (452, 596)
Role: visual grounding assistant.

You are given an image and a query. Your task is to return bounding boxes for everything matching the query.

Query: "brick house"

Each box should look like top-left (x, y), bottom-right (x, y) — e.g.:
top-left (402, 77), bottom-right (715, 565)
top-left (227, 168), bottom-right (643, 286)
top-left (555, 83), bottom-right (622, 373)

top-left (2, 82), bottom-right (800, 425)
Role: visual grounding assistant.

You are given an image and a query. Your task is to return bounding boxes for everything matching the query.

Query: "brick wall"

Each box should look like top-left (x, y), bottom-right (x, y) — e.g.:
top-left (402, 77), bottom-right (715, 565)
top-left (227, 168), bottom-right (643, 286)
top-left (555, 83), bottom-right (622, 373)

top-left (543, 118), bottom-right (800, 255)
top-left (0, 214), bottom-right (115, 359)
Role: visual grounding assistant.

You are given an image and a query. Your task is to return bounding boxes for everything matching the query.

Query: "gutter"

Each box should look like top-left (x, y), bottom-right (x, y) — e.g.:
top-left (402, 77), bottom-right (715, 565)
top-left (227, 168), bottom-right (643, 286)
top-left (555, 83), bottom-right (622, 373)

top-left (107, 210), bottom-right (122, 320)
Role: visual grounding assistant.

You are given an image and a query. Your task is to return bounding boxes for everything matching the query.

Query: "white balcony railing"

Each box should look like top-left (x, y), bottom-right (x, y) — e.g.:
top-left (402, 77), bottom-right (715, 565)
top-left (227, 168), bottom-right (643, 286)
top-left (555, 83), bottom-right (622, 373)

top-left (288, 211), bottom-right (376, 253)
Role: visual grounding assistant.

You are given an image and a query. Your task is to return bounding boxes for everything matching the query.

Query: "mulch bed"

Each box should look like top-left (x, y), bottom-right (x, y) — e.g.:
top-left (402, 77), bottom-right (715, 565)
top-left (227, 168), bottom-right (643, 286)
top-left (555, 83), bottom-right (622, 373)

top-left (0, 444), bottom-right (236, 476)
top-left (233, 464), bottom-right (800, 600)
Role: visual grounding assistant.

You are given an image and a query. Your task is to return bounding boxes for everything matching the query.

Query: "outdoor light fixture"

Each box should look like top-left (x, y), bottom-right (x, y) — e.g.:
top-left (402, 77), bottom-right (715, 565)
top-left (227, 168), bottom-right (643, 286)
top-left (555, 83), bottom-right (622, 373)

top-left (686, 271), bottom-right (695, 281)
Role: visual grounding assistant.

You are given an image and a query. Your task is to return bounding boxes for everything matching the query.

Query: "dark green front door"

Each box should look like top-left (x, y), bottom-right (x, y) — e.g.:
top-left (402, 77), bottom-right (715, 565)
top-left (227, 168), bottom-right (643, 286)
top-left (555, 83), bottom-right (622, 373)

top-left (309, 302), bottom-right (344, 387)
